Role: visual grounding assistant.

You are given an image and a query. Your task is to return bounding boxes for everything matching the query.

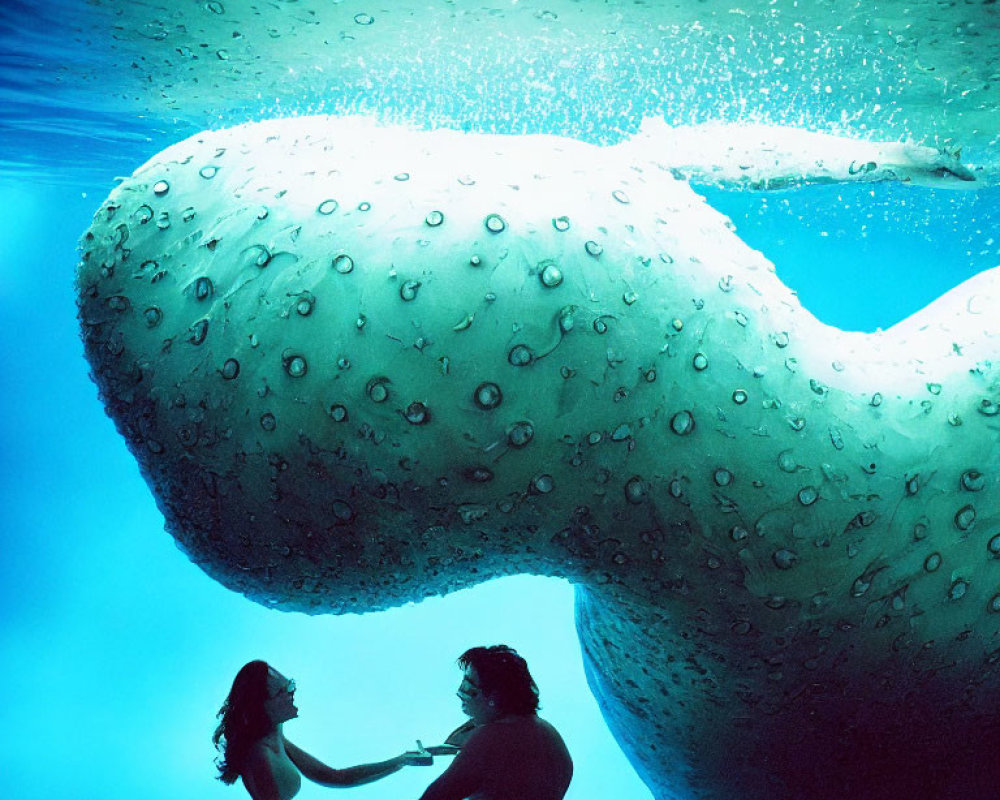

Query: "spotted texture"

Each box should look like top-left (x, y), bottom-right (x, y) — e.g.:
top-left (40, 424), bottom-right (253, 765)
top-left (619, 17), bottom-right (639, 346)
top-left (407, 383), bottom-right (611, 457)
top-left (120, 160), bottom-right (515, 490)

top-left (77, 116), bottom-right (1000, 800)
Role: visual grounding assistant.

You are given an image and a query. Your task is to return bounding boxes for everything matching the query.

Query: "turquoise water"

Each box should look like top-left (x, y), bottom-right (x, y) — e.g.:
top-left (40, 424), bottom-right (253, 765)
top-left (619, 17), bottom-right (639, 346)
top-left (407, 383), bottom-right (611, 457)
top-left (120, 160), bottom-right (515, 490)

top-left (1, 2), bottom-right (998, 799)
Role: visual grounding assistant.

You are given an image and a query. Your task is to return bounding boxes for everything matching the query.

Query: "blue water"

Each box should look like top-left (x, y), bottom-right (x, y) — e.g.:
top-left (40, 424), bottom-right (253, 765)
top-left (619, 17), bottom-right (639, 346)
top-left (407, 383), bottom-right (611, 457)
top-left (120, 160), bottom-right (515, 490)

top-left (1, 2), bottom-right (998, 799)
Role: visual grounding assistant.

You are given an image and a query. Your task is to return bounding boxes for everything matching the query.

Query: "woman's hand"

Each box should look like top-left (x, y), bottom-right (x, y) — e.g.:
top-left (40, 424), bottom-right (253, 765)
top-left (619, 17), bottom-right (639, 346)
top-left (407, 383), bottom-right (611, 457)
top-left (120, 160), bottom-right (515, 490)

top-left (425, 745), bottom-right (461, 756)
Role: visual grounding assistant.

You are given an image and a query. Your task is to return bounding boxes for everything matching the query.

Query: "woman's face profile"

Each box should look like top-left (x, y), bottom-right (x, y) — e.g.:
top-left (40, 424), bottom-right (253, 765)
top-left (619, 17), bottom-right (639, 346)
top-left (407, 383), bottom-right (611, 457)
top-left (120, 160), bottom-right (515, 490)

top-left (262, 667), bottom-right (298, 725)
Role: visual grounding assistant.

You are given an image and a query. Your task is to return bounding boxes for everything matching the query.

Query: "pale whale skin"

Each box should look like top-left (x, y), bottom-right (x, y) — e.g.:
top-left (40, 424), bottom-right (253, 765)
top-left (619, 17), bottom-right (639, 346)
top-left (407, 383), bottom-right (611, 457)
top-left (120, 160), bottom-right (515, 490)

top-left (77, 117), bottom-right (1000, 800)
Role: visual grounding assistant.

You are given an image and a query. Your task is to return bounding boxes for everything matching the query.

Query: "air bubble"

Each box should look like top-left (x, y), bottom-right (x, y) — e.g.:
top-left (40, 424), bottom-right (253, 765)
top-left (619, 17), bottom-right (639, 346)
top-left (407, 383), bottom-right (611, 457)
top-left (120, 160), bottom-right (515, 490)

top-left (797, 486), bottom-right (818, 505)
top-left (152, 179), bottom-right (169, 196)
top-left (612, 189), bottom-right (630, 204)
top-left (692, 353), bottom-right (708, 371)
top-left (730, 526), bottom-right (748, 542)
top-left (367, 377), bottom-right (390, 403)
top-left (870, 392), bottom-right (883, 407)
top-left (485, 213), bottom-right (506, 233)
top-left (949, 579), bottom-right (969, 601)
top-left (732, 389), bottom-right (748, 405)
top-left (772, 331), bottom-right (789, 348)
top-left (978, 399), bottom-right (999, 416)
top-left (671, 318), bottom-right (683, 331)
top-left (906, 475), bottom-right (920, 496)
top-left (194, 276), bottom-right (213, 300)
top-left (989, 595), bottom-right (1000, 613)
top-left (961, 470), bottom-right (985, 491)
top-left (584, 240), bottom-right (603, 257)
top-left (927, 383), bottom-right (942, 395)
top-left (189, 319), bottom-right (209, 345)
top-left (531, 474), bottom-right (554, 494)
top-left (987, 534), bottom-right (1000, 556)
top-left (772, 549), bottom-right (799, 570)
top-left (668, 479), bottom-right (684, 498)
top-left (283, 354), bottom-right (307, 378)
top-left (508, 421), bottom-right (534, 448)
top-left (221, 358), bottom-right (240, 380)
top-left (400, 280), bottom-right (421, 301)
top-left (358, 201), bottom-right (371, 212)
top-left (332, 254), bottom-right (354, 274)
top-left (317, 199), bottom-right (339, 215)
top-left (404, 401), bottom-right (430, 425)
top-left (540, 263), bottom-right (563, 288)
top-left (295, 295), bottom-right (314, 316)
top-left (260, 412), bottom-right (276, 432)
top-left (474, 382), bottom-right (503, 410)
top-left (354, 12), bottom-right (374, 24)
top-left (955, 505), bottom-right (976, 531)
top-left (143, 306), bottom-right (162, 327)
top-left (777, 451), bottom-right (797, 473)
top-left (714, 469), bottom-right (733, 487)
top-left (133, 204), bottom-right (153, 224)
top-left (332, 500), bottom-right (354, 522)
top-left (508, 345), bottom-right (534, 366)
top-left (328, 403), bottom-right (348, 422)
top-left (199, 165), bottom-right (219, 179)
top-left (788, 417), bottom-right (806, 432)
top-left (464, 466), bottom-right (494, 483)
top-left (624, 476), bottom-right (646, 504)
top-left (552, 216), bottom-right (570, 231)
top-left (593, 318), bottom-right (609, 335)
top-left (622, 291), bottom-right (639, 305)
top-left (469, 255), bottom-right (482, 267)
top-left (587, 431), bottom-right (603, 445)
top-left (425, 210), bottom-right (444, 227)
top-left (610, 424), bottom-right (631, 441)
top-left (670, 410), bottom-right (695, 435)
top-left (247, 244), bottom-right (271, 268)
top-left (558, 308), bottom-right (574, 333)
top-left (924, 553), bottom-right (942, 572)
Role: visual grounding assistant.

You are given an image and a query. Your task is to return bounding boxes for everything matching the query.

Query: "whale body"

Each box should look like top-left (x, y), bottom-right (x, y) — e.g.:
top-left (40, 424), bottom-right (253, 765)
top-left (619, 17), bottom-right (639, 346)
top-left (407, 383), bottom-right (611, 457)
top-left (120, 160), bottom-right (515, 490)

top-left (77, 116), bottom-right (1000, 800)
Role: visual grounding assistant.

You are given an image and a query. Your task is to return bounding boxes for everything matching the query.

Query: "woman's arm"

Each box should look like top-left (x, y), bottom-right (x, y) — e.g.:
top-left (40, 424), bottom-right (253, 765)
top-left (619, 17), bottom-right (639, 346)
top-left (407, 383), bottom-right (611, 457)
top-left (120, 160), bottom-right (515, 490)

top-left (283, 738), bottom-right (424, 787)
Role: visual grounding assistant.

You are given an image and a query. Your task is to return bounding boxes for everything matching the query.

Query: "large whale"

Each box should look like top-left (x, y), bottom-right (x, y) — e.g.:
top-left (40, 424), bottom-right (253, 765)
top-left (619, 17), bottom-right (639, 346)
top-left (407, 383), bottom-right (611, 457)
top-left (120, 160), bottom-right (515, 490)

top-left (77, 116), bottom-right (998, 800)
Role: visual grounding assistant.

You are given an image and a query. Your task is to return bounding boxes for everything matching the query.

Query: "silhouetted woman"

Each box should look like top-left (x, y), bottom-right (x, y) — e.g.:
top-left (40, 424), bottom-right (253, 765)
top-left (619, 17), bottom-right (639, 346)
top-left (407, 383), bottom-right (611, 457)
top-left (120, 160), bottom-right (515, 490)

top-left (214, 660), bottom-right (429, 800)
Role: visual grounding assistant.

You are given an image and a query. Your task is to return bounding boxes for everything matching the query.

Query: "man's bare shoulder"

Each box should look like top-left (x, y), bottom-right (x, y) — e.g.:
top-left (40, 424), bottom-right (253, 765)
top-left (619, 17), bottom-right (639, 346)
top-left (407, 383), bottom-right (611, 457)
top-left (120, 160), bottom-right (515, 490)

top-left (465, 715), bottom-right (567, 747)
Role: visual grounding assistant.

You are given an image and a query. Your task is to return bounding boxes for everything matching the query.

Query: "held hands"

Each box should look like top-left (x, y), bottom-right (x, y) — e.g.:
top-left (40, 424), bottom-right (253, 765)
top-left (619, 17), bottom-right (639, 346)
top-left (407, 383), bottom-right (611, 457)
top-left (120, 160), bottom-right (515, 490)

top-left (401, 741), bottom-right (434, 766)
top-left (399, 736), bottom-right (463, 767)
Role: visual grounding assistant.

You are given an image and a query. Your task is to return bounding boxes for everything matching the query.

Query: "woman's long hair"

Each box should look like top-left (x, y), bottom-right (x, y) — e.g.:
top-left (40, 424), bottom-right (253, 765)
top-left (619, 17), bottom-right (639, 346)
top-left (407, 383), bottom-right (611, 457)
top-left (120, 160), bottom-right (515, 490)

top-left (213, 660), bottom-right (273, 784)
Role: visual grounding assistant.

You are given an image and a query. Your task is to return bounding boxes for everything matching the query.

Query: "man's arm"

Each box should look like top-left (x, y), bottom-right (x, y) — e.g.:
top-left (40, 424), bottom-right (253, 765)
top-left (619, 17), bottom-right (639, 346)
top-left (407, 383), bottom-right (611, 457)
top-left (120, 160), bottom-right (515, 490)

top-left (418, 730), bottom-right (487, 800)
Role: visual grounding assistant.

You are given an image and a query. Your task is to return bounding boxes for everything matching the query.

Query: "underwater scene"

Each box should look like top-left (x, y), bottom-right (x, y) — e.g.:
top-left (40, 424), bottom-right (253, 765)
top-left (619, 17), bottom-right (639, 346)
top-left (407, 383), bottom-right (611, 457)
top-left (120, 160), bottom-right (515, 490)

top-left (1, 1), bottom-right (999, 799)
